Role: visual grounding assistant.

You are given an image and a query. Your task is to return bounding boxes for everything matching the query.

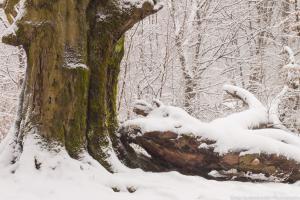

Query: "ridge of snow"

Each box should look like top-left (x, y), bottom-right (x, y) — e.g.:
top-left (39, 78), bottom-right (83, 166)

top-left (223, 84), bottom-right (265, 109)
top-left (118, 0), bottom-right (163, 11)
top-left (118, 0), bottom-right (154, 9)
top-left (65, 63), bottom-right (88, 69)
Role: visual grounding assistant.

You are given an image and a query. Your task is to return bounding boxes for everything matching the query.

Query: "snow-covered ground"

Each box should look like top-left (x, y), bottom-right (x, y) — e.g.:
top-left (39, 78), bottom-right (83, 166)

top-left (0, 120), bottom-right (300, 200)
top-left (1, 146), bottom-right (300, 200)
top-left (1, 159), bottom-right (300, 200)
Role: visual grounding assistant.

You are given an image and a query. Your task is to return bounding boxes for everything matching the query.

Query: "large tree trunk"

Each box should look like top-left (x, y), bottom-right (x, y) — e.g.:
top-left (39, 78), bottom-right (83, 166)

top-left (2, 0), bottom-right (159, 170)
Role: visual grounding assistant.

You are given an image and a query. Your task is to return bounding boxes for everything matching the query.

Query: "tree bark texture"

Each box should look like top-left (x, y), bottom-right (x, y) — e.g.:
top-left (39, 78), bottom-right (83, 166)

top-left (2, 0), bottom-right (159, 169)
top-left (119, 124), bottom-right (300, 183)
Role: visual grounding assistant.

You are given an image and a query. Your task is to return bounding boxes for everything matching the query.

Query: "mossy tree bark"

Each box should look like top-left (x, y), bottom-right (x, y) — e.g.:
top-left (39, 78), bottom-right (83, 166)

top-left (2, 0), bottom-right (159, 169)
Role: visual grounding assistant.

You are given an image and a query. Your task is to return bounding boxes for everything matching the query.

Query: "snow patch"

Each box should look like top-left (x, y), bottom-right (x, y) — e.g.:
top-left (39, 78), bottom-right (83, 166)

top-left (129, 143), bottom-right (151, 158)
top-left (66, 63), bottom-right (88, 69)
top-left (118, 0), bottom-right (163, 11)
top-left (96, 12), bottom-right (111, 22)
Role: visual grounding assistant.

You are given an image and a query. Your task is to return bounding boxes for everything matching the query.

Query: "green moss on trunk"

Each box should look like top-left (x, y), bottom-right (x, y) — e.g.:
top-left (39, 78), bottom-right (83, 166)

top-left (3, 0), bottom-right (158, 168)
top-left (85, 2), bottom-right (125, 168)
top-left (4, 0), bottom-right (91, 158)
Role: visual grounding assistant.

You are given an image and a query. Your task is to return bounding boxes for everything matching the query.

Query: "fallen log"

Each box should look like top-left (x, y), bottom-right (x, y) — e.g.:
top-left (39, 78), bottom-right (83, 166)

top-left (118, 125), bottom-right (300, 183)
top-left (116, 85), bottom-right (300, 183)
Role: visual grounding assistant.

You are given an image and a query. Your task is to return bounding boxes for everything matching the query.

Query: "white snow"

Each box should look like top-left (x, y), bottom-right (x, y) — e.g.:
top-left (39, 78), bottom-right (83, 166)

top-left (118, 0), bottom-right (163, 12)
top-left (208, 169), bottom-right (284, 182)
top-left (1, 133), bottom-right (300, 200)
top-left (66, 63), bottom-right (88, 69)
top-left (129, 143), bottom-right (151, 158)
top-left (217, 84), bottom-right (269, 130)
top-left (118, 0), bottom-right (154, 9)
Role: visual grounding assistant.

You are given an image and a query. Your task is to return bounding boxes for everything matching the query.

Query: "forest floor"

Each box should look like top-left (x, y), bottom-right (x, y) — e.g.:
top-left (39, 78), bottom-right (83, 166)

top-left (0, 131), bottom-right (300, 200)
top-left (1, 163), bottom-right (300, 200)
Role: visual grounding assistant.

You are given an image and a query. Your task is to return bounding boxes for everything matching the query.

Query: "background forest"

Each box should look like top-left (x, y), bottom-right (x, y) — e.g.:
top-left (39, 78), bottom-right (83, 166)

top-left (0, 0), bottom-right (300, 139)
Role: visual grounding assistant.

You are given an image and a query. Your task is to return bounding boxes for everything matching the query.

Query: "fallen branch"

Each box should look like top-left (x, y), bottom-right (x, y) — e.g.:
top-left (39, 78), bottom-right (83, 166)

top-left (212, 85), bottom-right (268, 130)
top-left (133, 100), bottom-right (153, 117)
top-left (223, 84), bottom-right (265, 109)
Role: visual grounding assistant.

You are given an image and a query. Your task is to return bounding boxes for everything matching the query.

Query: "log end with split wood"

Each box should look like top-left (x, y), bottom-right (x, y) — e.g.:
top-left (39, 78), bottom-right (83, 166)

top-left (118, 85), bottom-right (300, 183)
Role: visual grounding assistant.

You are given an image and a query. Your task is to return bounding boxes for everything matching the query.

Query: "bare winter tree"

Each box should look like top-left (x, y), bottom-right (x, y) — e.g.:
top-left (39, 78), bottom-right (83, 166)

top-left (118, 0), bottom-right (300, 127)
top-left (0, 10), bottom-right (25, 139)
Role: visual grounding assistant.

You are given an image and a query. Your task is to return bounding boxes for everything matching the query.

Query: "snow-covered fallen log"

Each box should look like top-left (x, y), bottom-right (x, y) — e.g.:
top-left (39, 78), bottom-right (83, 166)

top-left (118, 85), bottom-right (300, 183)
